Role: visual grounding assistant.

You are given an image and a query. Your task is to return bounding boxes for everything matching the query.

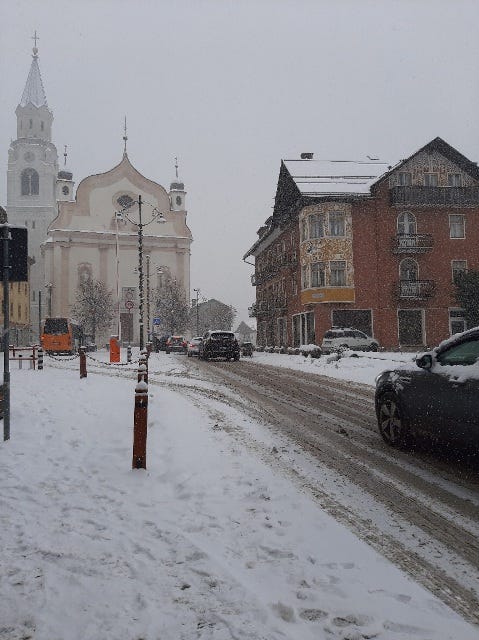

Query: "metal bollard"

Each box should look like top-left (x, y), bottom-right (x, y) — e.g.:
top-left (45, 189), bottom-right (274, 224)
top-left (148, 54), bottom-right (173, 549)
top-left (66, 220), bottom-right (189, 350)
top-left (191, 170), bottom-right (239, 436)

top-left (132, 378), bottom-right (148, 469)
top-left (29, 355), bottom-right (34, 370)
top-left (146, 341), bottom-right (152, 357)
top-left (18, 354), bottom-right (23, 370)
top-left (127, 344), bottom-right (132, 363)
top-left (37, 347), bottom-right (43, 370)
top-left (79, 346), bottom-right (87, 378)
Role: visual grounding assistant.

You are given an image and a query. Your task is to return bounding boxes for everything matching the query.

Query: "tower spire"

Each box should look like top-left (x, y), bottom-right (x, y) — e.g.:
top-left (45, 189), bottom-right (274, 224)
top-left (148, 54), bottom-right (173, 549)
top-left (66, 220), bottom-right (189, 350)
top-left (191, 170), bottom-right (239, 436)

top-left (64, 145), bottom-right (68, 166)
top-left (175, 156), bottom-right (179, 179)
top-left (20, 32), bottom-right (48, 108)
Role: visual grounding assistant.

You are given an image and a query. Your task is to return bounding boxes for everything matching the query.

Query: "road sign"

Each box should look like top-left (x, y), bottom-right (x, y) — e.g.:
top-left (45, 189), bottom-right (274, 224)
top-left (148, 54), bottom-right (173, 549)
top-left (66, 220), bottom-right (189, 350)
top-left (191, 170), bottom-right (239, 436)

top-left (0, 227), bottom-right (28, 281)
top-left (125, 300), bottom-right (134, 310)
top-left (153, 317), bottom-right (161, 326)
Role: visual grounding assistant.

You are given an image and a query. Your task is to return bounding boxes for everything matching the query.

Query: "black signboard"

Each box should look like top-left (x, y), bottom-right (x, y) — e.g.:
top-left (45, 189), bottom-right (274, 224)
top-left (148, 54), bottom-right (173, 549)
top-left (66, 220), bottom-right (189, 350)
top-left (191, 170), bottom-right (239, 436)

top-left (0, 227), bottom-right (28, 281)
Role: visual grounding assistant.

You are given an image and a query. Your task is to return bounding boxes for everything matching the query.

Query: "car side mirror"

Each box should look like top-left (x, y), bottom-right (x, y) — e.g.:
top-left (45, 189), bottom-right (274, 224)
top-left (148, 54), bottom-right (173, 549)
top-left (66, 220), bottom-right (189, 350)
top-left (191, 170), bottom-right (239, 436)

top-left (416, 353), bottom-right (433, 370)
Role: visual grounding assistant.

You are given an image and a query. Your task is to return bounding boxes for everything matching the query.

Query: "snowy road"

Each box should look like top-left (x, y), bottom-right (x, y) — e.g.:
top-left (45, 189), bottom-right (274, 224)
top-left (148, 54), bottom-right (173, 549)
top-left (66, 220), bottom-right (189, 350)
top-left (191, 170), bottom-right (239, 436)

top-left (30, 349), bottom-right (479, 638)
top-left (175, 357), bottom-right (479, 625)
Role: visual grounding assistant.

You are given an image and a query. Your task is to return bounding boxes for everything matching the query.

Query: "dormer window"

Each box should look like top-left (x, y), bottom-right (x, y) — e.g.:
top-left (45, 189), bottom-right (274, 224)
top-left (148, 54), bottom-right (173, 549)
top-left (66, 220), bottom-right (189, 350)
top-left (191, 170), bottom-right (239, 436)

top-left (424, 173), bottom-right (438, 187)
top-left (448, 173), bottom-right (462, 187)
top-left (398, 172), bottom-right (411, 186)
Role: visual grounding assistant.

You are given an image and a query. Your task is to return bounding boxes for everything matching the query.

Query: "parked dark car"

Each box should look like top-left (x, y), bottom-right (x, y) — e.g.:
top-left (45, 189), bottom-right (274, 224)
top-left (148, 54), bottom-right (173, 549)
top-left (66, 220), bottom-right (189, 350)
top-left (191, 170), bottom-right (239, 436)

top-left (241, 342), bottom-right (254, 357)
top-left (165, 335), bottom-right (187, 354)
top-left (199, 330), bottom-right (240, 361)
top-left (375, 327), bottom-right (479, 450)
top-left (153, 335), bottom-right (169, 352)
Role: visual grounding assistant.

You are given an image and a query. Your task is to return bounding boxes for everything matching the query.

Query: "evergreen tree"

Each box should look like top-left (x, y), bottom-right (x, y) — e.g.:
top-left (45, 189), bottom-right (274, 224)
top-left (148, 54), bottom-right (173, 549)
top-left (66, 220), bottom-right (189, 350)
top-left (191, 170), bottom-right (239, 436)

top-left (71, 279), bottom-right (116, 344)
top-left (454, 269), bottom-right (479, 329)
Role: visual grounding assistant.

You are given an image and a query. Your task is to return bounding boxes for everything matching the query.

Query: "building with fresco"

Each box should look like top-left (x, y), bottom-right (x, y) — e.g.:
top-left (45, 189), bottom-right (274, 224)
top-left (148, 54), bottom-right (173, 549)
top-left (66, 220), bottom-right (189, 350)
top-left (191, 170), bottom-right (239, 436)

top-left (245, 138), bottom-right (479, 350)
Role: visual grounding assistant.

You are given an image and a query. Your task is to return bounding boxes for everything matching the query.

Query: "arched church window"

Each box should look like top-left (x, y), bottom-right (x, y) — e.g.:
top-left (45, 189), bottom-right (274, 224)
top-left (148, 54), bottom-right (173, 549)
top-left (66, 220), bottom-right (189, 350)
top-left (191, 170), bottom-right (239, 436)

top-left (21, 168), bottom-right (39, 195)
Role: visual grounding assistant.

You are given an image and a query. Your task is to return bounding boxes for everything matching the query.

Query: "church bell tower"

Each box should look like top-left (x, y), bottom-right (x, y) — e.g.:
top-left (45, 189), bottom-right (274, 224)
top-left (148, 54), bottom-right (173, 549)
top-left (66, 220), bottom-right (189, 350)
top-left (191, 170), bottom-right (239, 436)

top-left (6, 34), bottom-right (60, 339)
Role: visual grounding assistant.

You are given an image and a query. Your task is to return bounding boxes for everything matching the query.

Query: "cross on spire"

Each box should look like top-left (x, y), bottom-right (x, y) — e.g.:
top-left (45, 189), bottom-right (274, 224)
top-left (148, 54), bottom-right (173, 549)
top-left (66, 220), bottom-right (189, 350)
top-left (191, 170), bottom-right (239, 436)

top-left (175, 156), bottom-right (179, 179)
top-left (32, 30), bottom-right (39, 56)
top-left (64, 145), bottom-right (68, 166)
top-left (123, 116), bottom-right (128, 155)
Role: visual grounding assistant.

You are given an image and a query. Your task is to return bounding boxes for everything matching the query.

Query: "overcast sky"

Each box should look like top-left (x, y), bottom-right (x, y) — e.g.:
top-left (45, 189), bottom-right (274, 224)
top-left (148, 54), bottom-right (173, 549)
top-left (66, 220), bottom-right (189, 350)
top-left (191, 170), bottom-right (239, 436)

top-left (1, 0), bottom-right (478, 326)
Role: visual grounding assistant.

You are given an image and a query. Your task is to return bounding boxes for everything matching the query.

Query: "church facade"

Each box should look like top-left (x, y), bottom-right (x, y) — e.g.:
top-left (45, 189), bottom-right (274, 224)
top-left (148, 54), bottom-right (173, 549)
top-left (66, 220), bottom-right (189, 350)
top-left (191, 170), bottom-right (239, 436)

top-left (44, 153), bottom-right (192, 346)
top-left (6, 41), bottom-right (192, 345)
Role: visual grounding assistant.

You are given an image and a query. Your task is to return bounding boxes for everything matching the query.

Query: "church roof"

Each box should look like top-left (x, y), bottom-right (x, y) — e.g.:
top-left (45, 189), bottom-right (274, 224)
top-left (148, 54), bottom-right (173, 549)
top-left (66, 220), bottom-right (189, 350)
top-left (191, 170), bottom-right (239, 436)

top-left (20, 49), bottom-right (48, 109)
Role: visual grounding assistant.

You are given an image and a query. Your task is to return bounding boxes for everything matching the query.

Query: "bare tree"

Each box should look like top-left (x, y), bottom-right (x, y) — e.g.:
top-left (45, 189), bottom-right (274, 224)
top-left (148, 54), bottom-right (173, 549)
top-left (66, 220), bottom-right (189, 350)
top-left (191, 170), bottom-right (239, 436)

top-left (71, 279), bottom-right (116, 344)
top-left (153, 279), bottom-right (189, 335)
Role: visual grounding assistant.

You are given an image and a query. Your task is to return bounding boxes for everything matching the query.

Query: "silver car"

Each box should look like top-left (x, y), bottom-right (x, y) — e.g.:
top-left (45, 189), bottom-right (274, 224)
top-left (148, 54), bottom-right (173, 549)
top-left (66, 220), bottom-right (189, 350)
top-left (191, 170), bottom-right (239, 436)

top-left (187, 336), bottom-right (203, 357)
top-left (321, 328), bottom-right (379, 354)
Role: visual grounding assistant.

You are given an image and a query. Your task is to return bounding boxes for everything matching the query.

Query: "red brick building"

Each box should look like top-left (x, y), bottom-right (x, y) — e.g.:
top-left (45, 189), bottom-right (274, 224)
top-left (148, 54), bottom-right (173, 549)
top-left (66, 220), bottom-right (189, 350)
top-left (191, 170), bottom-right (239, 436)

top-left (244, 138), bottom-right (479, 350)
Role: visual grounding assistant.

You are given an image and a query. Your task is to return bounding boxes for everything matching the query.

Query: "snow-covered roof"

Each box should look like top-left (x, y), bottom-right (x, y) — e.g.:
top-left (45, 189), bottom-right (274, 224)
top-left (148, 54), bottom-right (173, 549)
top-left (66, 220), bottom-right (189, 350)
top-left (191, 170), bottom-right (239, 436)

top-left (284, 159), bottom-right (390, 195)
top-left (20, 51), bottom-right (48, 109)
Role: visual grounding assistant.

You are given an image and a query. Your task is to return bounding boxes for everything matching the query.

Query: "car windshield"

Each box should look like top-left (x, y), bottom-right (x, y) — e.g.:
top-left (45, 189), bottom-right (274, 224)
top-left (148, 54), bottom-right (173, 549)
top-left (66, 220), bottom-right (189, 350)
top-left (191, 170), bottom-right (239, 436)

top-left (210, 333), bottom-right (234, 341)
top-left (437, 338), bottom-right (479, 366)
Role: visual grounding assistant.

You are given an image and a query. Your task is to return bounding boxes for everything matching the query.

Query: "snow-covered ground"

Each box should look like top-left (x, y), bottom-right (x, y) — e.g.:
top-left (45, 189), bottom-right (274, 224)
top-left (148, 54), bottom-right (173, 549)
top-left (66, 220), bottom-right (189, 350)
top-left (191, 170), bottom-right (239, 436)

top-left (1, 349), bottom-right (477, 640)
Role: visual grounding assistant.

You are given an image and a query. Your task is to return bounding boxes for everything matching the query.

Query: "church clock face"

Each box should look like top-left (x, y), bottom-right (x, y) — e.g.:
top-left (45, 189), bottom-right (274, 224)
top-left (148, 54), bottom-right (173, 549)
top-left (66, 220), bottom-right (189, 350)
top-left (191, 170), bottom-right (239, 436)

top-left (24, 151), bottom-right (35, 162)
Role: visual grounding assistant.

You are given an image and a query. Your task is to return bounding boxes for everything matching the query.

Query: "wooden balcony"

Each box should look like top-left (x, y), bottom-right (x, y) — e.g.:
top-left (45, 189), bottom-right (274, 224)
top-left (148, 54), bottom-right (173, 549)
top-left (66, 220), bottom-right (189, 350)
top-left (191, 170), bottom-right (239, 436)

top-left (391, 234), bottom-right (433, 254)
top-left (396, 280), bottom-right (435, 299)
top-left (390, 186), bottom-right (479, 207)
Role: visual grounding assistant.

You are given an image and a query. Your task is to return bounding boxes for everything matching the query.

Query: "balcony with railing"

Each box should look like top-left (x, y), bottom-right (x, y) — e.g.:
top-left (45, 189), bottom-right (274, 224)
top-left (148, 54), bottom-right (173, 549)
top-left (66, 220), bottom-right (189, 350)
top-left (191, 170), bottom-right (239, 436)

top-left (391, 233), bottom-right (433, 253)
top-left (390, 186), bottom-right (479, 207)
top-left (396, 279), bottom-right (435, 299)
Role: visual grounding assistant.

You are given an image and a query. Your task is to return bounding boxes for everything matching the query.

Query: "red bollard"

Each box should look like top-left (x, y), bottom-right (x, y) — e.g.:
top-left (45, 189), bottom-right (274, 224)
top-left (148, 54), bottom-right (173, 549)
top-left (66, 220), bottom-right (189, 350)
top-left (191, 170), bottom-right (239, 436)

top-left (79, 346), bottom-right (87, 378)
top-left (132, 379), bottom-right (148, 469)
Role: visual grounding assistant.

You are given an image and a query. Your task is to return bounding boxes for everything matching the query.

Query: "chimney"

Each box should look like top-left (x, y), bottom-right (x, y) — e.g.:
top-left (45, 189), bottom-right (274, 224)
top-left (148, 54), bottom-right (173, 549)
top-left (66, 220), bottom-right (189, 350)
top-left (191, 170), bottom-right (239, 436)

top-left (300, 152), bottom-right (314, 160)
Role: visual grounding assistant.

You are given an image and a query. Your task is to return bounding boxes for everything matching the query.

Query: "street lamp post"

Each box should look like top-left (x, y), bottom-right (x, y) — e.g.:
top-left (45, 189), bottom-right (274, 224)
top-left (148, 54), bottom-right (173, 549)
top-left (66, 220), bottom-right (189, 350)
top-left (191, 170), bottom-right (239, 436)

top-left (116, 195), bottom-right (166, 350)
top-left (193, 288), bottom-right (200, 335)
top-left (146, 254), bottom-right (151, 343)
top-left (45, 283), bottom-right (53, 317)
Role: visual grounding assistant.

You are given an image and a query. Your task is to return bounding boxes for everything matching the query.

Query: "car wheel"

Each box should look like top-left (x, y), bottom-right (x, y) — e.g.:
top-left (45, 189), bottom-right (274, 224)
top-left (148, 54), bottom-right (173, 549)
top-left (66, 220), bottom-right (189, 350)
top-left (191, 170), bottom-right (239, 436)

top-left (377, 391), bottom-right (411, 449)
top-left (166, 350), bottom-right (170, 354)
top-left (234, 354), bottom-right (240, 361)
top-left (369, 343), bottom-right (378, 352)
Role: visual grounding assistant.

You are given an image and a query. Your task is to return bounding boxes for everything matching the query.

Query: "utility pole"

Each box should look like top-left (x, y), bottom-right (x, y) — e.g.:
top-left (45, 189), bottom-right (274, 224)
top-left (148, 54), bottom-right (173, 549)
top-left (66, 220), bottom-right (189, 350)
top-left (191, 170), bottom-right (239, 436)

top-left (193, 288), bottom-right (200, 335)
top-left (1, 207), bottom-right (10, 440)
